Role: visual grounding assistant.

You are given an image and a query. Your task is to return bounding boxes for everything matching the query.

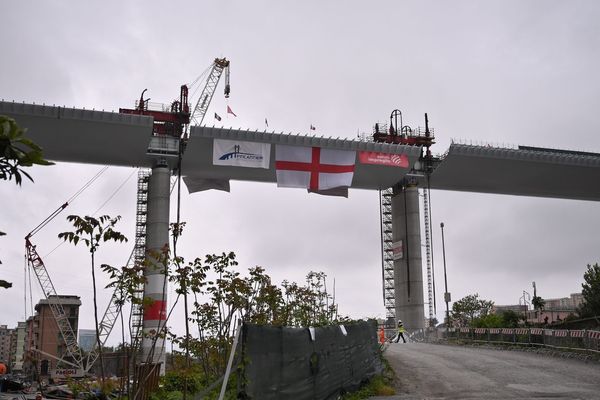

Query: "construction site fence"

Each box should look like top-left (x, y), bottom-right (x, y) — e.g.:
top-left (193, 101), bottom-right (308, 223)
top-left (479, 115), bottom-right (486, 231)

top-left (410, 327), bottom-right (600, 354)
top-left (239, 320), bottom-right (383, 400)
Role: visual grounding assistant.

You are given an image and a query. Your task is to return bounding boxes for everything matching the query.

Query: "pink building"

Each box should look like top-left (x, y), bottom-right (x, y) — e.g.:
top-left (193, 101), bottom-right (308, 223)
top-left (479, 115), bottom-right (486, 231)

top-left (23, 295), bottom-right (81, 376)
top-left (526, 293), bottom-right (583, 325)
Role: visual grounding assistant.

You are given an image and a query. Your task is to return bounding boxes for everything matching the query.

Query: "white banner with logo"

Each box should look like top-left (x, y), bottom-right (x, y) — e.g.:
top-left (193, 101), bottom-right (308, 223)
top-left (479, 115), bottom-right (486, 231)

top-left (213, 139), bottom-right (271, 169)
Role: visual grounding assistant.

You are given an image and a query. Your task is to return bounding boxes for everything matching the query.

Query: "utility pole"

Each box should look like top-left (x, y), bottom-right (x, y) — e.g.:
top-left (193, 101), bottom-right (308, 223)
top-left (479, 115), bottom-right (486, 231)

top-left (440, 222), bottom-right (451, 327)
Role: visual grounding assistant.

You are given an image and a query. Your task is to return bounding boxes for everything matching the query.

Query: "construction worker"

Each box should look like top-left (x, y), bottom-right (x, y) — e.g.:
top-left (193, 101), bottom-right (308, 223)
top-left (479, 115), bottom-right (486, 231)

top-left (394, 320), bottom-right (407, 343)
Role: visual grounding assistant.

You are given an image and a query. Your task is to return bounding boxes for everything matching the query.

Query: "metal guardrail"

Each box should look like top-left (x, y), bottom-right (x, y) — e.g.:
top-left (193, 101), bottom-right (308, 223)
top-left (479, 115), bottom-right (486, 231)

top-left (411, 327), bottom-right (600, 354)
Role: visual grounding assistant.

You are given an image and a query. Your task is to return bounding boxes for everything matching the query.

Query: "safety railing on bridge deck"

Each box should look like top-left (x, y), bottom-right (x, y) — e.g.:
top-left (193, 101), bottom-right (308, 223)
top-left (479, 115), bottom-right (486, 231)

top-left (409, 327), bottom-right (600, 355)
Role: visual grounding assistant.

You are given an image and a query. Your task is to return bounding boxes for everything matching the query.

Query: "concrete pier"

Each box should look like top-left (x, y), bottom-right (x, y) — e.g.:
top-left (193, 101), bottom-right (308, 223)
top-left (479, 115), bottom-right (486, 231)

top-left (391, 184), bottom-right (425, 331)
top-left (141, 164), bottom-right (170, 373)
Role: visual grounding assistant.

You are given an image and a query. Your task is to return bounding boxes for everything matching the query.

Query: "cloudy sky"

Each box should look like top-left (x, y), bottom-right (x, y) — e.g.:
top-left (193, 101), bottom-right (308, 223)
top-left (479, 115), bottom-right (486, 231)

top-left (2, 1), bottom-right (600, 342)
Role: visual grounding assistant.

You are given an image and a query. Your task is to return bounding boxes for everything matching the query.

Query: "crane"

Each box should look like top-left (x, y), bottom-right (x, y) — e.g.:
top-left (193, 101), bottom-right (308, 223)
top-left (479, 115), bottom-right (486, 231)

top-left (26, 232), bottom-right (85, 374)
top-left (24, 172), bottom-right (126, 377)
top-left (23, 58), bottom-right (231, 379)
top-left (189, 57), bottom-right (230, 126)
top-left (118, 57), bottom-right (230, 138)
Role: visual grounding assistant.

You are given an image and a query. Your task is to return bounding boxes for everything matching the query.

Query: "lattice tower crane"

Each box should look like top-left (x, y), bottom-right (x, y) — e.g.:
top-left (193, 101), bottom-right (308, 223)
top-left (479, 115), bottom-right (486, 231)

top-left (24, 170), bottom-right (125, 376)
top-left (23, 58), bottom-right (232, 377)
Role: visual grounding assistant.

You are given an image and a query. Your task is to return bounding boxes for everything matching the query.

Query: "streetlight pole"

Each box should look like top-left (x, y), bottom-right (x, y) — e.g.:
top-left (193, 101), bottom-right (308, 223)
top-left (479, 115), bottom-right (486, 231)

top-left (440, 222), bottom-right (451, 327)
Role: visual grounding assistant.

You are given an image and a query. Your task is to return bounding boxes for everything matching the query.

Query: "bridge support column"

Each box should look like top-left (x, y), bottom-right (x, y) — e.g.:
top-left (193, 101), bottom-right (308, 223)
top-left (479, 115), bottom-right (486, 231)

top-left (392, 183), bottom-right (425, 331)
top-left (141, 164), bottom-right (170, 374)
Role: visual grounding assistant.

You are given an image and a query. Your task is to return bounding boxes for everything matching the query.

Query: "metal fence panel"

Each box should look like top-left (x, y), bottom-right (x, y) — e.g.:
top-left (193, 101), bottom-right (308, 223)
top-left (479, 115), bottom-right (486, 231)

top-left (427, 327), bottom-right (600, 355)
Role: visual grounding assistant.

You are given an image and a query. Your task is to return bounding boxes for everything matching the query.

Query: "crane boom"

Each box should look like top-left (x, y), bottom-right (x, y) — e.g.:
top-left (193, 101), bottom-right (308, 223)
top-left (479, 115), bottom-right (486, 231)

top-left (25, 238), bottom-right (85, 372)
top-left (84, 284), bottom-right (123, 372)
top-left (190, 57), bottom-right (230, 126)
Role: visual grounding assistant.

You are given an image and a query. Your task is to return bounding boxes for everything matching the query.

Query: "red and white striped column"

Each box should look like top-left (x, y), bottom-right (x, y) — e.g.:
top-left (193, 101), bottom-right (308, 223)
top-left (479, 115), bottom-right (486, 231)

top-left (142, 165), bottom-right (170, 374)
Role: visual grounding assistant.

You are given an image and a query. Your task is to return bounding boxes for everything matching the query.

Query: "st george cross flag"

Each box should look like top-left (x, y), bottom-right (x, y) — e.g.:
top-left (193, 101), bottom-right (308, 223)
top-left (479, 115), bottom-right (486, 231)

top-left (275, 145), bottom-right (356, 190)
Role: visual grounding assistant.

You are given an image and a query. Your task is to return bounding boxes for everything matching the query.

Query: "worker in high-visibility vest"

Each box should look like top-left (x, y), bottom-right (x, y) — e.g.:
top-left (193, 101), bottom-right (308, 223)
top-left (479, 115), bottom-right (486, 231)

top-left (394, 320), bottom-right (407, 343)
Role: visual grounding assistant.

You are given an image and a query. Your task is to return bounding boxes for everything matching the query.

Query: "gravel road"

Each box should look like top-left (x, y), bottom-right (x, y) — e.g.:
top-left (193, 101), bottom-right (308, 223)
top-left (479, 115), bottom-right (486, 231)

top-left (373, 342), bottom-right (600, 399)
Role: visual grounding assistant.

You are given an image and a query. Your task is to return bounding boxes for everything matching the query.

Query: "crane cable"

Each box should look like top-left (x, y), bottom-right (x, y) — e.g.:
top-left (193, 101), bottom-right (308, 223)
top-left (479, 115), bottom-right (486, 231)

top-left (42, 168), bottom-right (137, 259)
top-left (91, 168), bottom-right (137, 216)
top-left (23, 165), bottom-right (109, 318)
top-left (26, 166), bottom-right (109, 240)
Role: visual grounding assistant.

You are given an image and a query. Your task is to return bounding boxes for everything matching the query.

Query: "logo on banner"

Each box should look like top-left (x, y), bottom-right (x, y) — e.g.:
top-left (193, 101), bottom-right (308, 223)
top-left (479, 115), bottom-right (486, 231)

top-left (219, 144), bottom-right (263, 161)
top-left (213, 139), bottom-right (270, 169)
top-left (392, 240), bottom-right (403, 260)
top-left (358, 151), bottom-right (409, 168)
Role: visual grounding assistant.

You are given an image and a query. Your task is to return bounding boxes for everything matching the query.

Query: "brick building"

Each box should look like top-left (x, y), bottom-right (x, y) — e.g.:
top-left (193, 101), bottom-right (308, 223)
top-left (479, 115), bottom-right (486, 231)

top-left (27, 295), bottom-right (81, 375)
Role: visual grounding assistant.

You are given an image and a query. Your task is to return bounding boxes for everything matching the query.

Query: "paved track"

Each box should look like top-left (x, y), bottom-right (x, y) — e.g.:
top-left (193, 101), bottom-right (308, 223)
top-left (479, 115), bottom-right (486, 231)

top-left (375, 342), bottom-right (600, 399)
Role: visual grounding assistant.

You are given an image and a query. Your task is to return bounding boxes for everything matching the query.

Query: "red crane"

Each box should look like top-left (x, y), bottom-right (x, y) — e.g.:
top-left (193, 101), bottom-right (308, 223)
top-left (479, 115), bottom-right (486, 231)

top-left (119, 57), bottom-right (230, 138)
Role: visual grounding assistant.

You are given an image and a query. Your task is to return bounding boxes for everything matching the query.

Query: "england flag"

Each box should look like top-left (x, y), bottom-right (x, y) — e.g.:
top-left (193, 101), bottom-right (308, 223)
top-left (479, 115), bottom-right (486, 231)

top-left (275, 145), bottom-right (356, 191)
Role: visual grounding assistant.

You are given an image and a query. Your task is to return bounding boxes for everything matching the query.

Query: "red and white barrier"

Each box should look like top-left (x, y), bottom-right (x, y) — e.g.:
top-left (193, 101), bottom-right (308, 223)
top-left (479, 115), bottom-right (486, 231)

top-left (474, 328), bottom-right (486, 334)
top-left (515, 328), bottom-right (528, 335)
top-left (570, 330), bottom-right (585, 338)
top-left (589, 330), bottom-right (600, 339)
top-left (502, 328), bottom-right (514, 335)
top-left (554, 330), bottom-right (568, 337)
top-left (530, 328), bottom-right (543, 335)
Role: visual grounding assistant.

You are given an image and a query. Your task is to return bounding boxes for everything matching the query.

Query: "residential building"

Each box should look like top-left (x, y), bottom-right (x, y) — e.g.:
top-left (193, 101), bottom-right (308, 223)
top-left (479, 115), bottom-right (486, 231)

top-left (526, 292), bottom-right (583, 325)
top-left (11, 321), bottom-right (27, 372)
top-left (23, 314), bottom-right (39, 380)
top-left (0, 325), bottom-right (14, 366)
top-left (492, 304), bottom-right (528, 314)
top-left (31, 295), bottom-right (81, 375)
top-left (79, 329), bottom-right (96, 352)
top-left (544, 293), bottom-right (584, 311)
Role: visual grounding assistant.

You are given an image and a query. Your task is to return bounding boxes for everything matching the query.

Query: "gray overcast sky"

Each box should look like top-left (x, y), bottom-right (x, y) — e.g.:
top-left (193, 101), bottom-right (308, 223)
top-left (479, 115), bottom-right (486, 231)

top-left (2, 1), bottom-right (600, 342)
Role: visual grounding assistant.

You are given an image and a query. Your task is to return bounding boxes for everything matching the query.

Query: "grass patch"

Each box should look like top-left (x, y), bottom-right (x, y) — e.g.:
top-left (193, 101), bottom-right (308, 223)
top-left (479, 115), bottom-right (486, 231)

top-left (340, 375), bottom-right (395, 399)
top-left (341, 355), bottom-right (396, 399)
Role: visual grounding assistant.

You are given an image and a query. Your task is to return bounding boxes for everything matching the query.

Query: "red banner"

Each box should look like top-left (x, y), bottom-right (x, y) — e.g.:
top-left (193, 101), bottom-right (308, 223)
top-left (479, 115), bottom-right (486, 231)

top-left (358, 152), bottom-right (409, 168)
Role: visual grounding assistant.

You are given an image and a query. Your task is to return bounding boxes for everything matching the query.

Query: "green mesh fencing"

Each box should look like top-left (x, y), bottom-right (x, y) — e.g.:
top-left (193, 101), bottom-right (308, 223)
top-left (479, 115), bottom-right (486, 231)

top-left (239, 320), bottom-right (382, 400)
